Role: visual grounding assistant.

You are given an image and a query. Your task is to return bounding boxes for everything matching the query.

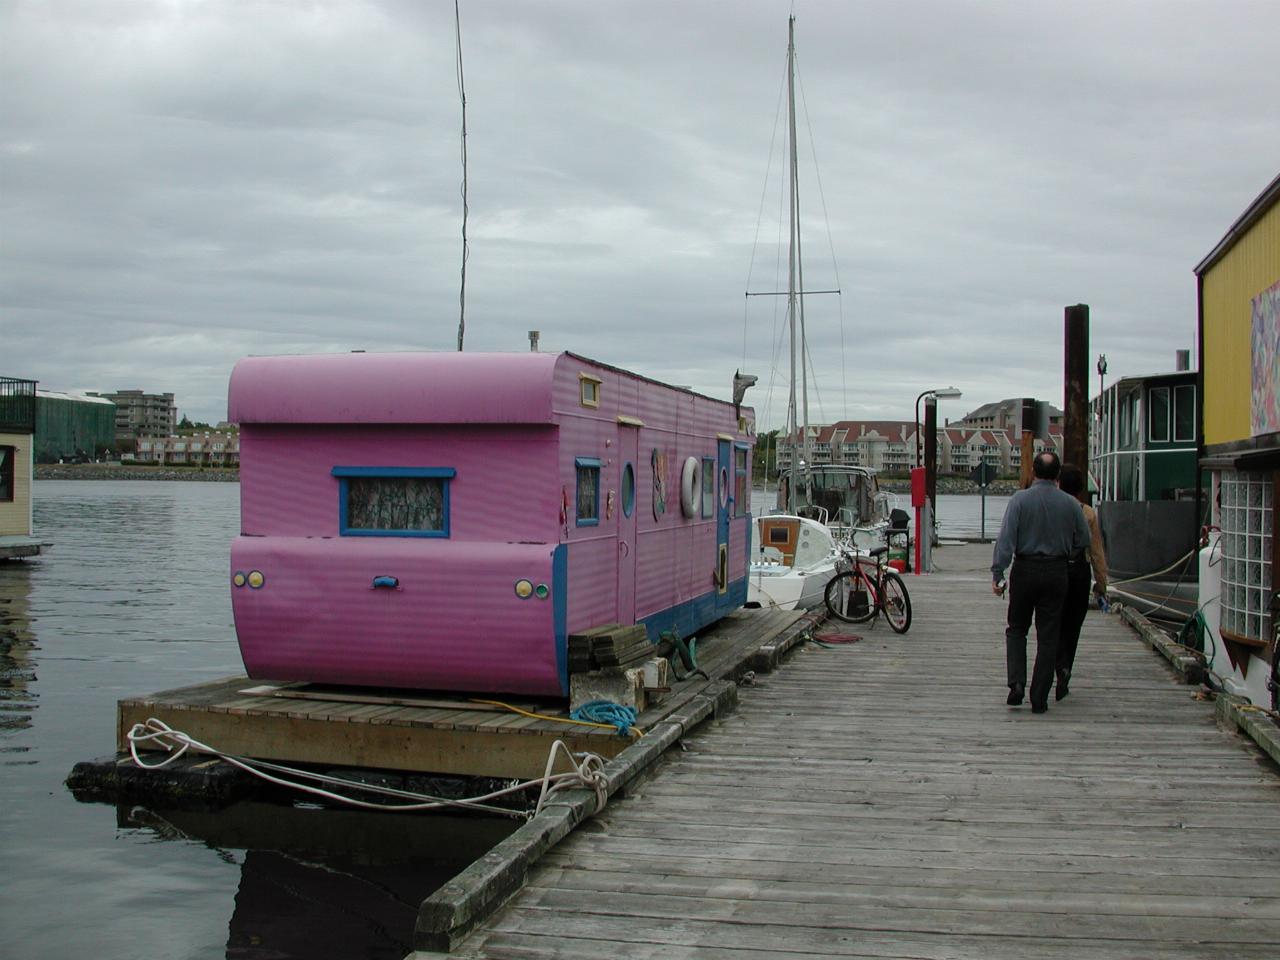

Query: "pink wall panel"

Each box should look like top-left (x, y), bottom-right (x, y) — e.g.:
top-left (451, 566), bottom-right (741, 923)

top-left (232, 537), bottom-right (562, 694)
top-left (240, 424), bottom-right (559, 543)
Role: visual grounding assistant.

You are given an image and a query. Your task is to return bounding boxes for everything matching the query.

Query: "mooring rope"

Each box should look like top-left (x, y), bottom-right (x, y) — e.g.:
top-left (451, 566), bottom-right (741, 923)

top-left (126, 718), bottom-right (609, 820)
top-left (569, 700), bottom-right (638, 737)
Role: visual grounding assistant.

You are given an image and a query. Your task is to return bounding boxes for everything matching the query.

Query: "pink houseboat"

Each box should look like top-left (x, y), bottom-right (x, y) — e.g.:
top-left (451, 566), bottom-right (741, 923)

top-left (227, 351), bottom-right (756, 698)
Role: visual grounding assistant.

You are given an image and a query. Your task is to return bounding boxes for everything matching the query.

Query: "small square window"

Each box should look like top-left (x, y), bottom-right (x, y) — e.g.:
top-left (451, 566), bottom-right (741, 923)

top-left (575, 458), bottom-right (601, 525)
top-left (333, 467), bottom-right (455, 537)
top-left (580, 374), bottom-right (602, 408)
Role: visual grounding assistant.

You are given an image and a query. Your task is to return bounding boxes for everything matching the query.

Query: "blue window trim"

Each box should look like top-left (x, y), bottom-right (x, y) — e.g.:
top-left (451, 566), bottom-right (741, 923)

top-left (621, 461), bottom-right (636, 518)
top-left (701, 456), bottom-right (716, 519)
top-left (575, 457), bottom-right (601, 527)
top-left (332, 466), bottom-right (456, 538)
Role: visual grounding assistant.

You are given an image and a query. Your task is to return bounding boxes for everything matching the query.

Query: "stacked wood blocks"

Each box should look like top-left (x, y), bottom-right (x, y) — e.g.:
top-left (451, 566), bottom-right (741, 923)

top-left (567, 624), bottom-right (661, 712)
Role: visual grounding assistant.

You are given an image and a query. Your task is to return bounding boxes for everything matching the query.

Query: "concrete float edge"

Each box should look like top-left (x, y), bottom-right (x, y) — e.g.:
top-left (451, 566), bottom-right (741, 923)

top-left (1118, 604), bottom-right (1280, 767)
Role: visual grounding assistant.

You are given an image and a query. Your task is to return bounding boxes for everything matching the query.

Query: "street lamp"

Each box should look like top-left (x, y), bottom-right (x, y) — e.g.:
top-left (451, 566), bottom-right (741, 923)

top-left (914, 387), bottom-right (963, 467)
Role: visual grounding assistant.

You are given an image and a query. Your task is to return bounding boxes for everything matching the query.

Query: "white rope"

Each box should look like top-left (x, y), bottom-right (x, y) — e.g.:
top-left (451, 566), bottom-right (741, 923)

top-left (126, 718), bottom-right (609, 821)
top-left (1108, 546), bottom-right (1198, 586)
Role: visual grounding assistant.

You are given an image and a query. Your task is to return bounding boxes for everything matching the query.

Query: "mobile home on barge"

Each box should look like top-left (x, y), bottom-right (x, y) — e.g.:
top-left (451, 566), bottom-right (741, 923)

top-left (227, 351), bottom-right (756, 698)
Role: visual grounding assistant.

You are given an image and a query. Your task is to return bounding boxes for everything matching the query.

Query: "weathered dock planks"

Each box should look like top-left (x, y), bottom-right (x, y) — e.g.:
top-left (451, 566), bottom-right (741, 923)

top-left (114, 607), bottom-right (808, 781)
top-left (435, 543), bottom-right (1280, 959)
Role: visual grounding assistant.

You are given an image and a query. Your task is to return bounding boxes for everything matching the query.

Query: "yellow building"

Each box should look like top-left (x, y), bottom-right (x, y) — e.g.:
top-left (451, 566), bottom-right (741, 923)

top-left (1195, 172), bottom-right (1280, 705)
top-left (1, 377), bottom-right (40, 555)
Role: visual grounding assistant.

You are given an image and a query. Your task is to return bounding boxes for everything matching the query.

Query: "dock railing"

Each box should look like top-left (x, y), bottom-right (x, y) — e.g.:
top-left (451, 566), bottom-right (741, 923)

top-left (0, 377), bottom-right (38, 434)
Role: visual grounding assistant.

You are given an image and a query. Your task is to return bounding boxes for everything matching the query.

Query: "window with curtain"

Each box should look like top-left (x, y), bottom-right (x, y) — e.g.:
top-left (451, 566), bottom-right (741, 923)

top-left (332, 467), bottom-right (454, 537)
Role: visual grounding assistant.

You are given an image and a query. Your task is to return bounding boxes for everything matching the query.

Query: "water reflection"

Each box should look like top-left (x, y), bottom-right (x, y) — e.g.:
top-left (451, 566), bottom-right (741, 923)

top-left (120, 801), bottom-right (516, 960)
top-left (0, 562), bottom-right (37, 741)
top-left (0, 482), bottom-right (519, 959)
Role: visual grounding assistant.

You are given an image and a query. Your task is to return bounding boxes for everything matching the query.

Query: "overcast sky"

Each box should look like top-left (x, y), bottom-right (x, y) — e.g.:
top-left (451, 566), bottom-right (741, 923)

top-left (3, 0), bottom-right (1277, 430)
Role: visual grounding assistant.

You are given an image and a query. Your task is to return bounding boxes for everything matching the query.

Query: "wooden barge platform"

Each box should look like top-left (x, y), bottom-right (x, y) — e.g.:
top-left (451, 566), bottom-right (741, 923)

top-left (96, 606), bottom-right (809, 785)
top-left (418, 542), bottom-right (1280, 959)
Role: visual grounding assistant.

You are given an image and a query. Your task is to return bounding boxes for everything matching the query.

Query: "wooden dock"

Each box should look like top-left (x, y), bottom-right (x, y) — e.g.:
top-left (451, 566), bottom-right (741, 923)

top-left (436, 542), bottom-right (1280, 958)
top-left (117, 607), bottom-right (809, 781)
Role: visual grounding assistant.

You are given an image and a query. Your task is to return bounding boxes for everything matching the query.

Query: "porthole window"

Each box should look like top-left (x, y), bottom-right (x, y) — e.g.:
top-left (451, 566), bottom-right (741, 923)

top-left (621, 462), bottom-right (635, 517)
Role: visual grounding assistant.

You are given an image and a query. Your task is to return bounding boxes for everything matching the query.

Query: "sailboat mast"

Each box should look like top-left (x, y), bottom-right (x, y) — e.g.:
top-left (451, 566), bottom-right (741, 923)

top-left (786, 16), bottom-right (803, 513)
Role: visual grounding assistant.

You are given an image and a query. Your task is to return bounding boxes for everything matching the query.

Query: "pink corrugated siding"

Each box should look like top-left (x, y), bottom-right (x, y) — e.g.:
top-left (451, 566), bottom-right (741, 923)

top-left (239, 424), bottom-right (558, 542)
top-left (231, 537), bottom-right (560, 694)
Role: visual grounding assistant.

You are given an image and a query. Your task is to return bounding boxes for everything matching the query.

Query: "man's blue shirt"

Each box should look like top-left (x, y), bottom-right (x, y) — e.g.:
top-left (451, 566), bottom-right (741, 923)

top-left (991, 479), bottom-right (1091, 581)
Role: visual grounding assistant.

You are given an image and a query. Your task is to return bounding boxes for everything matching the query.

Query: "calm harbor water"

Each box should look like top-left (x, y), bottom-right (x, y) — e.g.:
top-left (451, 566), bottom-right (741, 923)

top-left (0, 481), bottom-right (514, 960)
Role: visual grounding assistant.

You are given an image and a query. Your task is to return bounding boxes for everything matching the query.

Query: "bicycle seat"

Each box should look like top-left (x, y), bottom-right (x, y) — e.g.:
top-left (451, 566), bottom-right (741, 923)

top-left (868, 545), bottom-right (888, 558)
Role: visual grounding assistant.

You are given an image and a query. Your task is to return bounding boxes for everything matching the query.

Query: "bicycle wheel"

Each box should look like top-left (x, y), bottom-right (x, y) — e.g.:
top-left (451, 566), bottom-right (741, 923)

top-left (824, 568), bottom-right (877, 623)
top-left (881, 571), bottom-right (912, 634)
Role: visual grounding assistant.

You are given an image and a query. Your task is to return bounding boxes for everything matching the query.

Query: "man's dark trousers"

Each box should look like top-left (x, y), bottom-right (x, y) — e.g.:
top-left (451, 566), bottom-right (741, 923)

top-left (1006, 557), bottom-right (1068, 707)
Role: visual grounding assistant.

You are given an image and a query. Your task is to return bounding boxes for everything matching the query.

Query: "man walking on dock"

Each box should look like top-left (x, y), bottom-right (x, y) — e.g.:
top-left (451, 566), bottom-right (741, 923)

top-left (991, 452), bottom-right (1090, 713)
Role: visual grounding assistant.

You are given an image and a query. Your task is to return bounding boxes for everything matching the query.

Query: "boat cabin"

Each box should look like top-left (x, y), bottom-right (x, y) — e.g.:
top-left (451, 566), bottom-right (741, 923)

top-left (775, 464), bottom-right (887, 537)
top-left (227, 351), bottom-right (756, 697)
top-left (0, 377), bottom-right (39, 559)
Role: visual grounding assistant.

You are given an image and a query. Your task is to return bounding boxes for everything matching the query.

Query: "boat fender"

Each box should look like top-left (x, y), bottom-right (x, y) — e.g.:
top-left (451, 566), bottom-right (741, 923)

top-left (680, 456), bottom-right (701, 517)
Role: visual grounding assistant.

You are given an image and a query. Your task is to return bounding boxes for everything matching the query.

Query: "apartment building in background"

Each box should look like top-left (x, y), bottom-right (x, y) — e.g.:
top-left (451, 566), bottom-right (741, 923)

top-left (89, 389), bottom-right (177, 447)
top-left (136, 429), bottom-right (240, 467)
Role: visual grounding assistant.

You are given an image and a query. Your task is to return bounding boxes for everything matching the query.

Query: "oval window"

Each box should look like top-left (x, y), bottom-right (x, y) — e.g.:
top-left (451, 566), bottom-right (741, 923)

top-left (719, 466), bottom-right (730, 508)
top-left (621, 462), bottom-right (635, 517)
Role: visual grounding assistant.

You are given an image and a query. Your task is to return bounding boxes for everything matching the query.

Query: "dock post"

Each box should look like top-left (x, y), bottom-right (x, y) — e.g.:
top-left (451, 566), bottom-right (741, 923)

top-left (1064, 304), bottom-right (1090, 472)
top-left (924, 396), bottom-right (938, 546)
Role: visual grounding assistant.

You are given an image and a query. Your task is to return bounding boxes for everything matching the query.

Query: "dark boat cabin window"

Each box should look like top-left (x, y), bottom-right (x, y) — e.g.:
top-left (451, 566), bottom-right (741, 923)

top-left (0, 445), bottom-right (13, 502)
top-left (1148, 387), bottom-right (1170, 443)
top-left (576, 458), bottom-right (601, 526)
top-left (1174, 385), bottom-right (1195, 442)
top-left (332, 467), bottom-right (455, 537)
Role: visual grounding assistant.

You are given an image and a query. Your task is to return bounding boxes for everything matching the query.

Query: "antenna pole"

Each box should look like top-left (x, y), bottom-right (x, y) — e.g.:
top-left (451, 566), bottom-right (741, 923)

top-left (454, 0), bottom-right (469, 351)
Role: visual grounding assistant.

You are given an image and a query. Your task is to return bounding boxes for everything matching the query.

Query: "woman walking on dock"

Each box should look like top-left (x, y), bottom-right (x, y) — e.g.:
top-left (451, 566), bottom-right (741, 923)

top-left (1054, 464), bottom-right (1109, 701)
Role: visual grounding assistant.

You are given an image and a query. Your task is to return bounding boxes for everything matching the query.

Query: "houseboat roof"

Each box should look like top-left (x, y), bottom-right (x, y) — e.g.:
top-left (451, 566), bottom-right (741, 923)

top-left (228, 351), bottom-right (748, 425)
top-left (1194, 171), bottom-right (1280, 276)
top-left (229, 351), bottom-right (562, 425)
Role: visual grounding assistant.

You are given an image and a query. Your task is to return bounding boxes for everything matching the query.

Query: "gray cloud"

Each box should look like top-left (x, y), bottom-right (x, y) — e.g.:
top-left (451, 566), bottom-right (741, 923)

top-left (3, 0), bottom-right (1277, 428)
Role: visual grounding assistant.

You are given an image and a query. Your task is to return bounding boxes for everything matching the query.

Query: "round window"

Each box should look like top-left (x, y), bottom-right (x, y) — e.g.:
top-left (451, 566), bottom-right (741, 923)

top-left (621, 462), bottom-right (635, 517)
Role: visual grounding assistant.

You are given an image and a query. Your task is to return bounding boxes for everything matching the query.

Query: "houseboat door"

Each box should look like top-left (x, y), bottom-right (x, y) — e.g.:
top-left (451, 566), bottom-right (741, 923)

top-left (716, 437), bottom-right (733, 614)
top-left (616, 426), bottom-right (639, 624)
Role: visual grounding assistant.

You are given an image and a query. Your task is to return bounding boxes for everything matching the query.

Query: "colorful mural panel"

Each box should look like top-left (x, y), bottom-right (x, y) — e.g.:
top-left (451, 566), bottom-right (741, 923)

top-left (1251, 279), bottom-right (1280, 436)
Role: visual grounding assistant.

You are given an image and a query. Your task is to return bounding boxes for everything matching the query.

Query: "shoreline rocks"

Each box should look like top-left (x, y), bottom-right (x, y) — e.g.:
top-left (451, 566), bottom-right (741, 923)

top-left (35, 464), bottom-right (239, 482)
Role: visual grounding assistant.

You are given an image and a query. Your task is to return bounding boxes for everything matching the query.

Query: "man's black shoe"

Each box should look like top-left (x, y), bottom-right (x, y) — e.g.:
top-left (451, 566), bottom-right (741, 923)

top-left (1055, 670), bottom-right (1071, 701)
top-left (1006, 684), bottom-right (1024, 706)
top-left (1031, 702), bottom-right (1048, 714)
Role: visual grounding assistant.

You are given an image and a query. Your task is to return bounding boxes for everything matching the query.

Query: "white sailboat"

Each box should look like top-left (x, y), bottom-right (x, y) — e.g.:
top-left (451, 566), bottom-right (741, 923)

top-left (746, 16), bottom-right (844, 611)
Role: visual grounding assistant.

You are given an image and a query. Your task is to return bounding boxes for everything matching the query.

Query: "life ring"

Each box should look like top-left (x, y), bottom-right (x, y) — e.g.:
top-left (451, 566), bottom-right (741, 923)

top-left (680, 456), bottom-right (701, 517)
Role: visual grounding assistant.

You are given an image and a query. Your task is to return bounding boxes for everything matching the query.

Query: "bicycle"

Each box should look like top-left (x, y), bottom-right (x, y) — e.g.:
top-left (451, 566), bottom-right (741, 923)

top-left (823, 544), bottom-right (912, 633)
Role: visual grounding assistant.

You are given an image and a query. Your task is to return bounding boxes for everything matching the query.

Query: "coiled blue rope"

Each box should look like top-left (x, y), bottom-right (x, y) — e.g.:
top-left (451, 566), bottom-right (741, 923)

top-left (570, 700), bottom-right (638, 737)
